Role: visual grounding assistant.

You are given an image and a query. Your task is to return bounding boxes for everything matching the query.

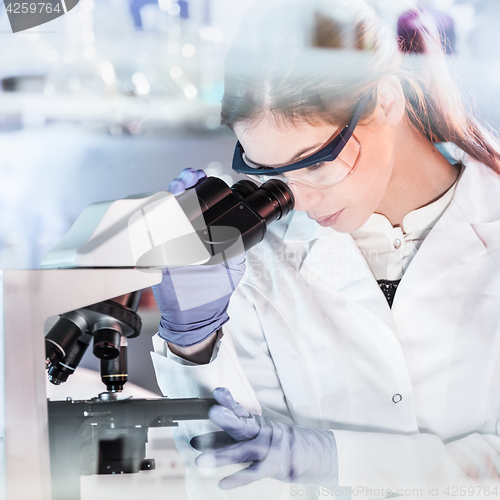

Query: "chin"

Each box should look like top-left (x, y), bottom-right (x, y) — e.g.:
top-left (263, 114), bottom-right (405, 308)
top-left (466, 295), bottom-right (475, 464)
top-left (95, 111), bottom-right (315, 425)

top-left (330, 222), bottom-right (354, 234)
top-left (332, 214), bottom-right (369, 234)
top-left (331, 226), bottom-right (351, 234)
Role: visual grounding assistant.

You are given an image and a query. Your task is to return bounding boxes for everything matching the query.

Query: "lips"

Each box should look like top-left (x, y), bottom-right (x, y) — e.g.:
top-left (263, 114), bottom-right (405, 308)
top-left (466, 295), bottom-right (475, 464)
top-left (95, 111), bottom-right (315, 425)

top-left (312, 209), bottom-right (345, 227)
top-left (316, 210), bottom-right (343, 222)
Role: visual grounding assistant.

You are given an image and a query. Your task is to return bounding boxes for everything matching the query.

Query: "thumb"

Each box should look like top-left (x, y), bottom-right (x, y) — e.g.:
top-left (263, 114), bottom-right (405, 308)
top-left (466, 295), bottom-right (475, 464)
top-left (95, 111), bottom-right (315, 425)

top-left (213, 387), bottom-right (250, 417)
top-left (208, 405), bottom-right (260, 441)
top-left (209, 388), bottom-right (260, 441)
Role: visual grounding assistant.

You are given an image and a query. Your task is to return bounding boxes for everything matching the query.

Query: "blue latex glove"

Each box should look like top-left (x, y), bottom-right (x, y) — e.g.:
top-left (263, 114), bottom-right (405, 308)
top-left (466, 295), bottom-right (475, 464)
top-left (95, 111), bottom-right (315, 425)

top-left (152, 256), bottom-right (245, 347)
top-left (152, 169), bottom-right (246, 347)
top-left (190, 388), bottom-right (338, 490)
top-left (168, 167), bottom-right (207, 195)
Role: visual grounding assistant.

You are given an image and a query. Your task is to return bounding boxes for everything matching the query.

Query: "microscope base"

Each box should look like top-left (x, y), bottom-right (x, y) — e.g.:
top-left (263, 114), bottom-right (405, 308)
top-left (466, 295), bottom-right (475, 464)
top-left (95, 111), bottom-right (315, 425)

top-left (48, 397), bottom-right (215, 500)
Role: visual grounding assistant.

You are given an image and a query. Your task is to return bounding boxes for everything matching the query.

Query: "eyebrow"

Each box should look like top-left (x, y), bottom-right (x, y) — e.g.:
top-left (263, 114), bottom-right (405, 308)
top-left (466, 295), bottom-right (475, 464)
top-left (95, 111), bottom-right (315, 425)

top-left (287, 143), bottom-right (323, 163)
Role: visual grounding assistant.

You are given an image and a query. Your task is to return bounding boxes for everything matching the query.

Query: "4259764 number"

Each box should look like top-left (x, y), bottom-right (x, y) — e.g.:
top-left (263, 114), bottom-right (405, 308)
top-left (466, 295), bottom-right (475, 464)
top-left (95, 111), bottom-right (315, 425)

top-left (444, 486), bottom-right (499, 497)
top-left (5, 3), bottom-right (62, 14)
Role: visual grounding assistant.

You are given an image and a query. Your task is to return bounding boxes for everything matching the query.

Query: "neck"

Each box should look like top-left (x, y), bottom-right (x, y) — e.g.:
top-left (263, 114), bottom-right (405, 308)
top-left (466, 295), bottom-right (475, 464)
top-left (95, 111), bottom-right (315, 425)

top-left (376, 122), bottom-right (461, 228)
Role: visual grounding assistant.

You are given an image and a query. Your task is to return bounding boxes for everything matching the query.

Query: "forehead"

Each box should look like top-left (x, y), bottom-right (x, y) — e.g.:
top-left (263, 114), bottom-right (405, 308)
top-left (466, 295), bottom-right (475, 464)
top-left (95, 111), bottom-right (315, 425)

top-left (234, 113), bottom-right (339, 166)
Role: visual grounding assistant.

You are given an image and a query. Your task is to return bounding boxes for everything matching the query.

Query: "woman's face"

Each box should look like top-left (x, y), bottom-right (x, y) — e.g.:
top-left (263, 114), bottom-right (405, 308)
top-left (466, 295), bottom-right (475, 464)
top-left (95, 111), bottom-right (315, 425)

top-left (233, 112), bottom-right (397, 233)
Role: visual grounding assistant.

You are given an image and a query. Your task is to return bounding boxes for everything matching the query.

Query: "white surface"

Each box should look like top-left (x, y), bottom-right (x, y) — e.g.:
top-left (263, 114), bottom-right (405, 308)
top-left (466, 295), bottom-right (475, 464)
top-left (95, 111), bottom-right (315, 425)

top-left (40, 190), bottom-right (209, 269)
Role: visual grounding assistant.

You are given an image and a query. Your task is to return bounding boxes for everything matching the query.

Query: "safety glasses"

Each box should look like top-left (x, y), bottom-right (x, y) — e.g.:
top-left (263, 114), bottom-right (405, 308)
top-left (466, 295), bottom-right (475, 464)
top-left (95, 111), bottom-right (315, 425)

top-left (231, 91), bottom-right (372, 190)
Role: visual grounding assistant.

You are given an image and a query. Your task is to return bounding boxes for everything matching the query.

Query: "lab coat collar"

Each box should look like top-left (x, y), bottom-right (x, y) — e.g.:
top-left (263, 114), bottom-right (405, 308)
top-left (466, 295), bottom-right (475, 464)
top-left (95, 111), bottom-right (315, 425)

top-left (393, 154), bottom-right (496, 312)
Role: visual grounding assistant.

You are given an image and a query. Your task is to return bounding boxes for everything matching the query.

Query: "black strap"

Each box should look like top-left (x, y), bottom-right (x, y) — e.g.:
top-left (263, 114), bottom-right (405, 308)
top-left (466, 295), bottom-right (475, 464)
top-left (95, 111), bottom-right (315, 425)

top-left (377, 279), bottom-right (401, 308)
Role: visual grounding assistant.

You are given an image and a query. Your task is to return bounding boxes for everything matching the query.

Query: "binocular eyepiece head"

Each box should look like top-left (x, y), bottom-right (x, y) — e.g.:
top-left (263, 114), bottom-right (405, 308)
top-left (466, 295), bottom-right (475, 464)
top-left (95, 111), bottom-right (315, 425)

top-left (134, 176), bottom-right (295, 268)
top-left (175, 176), bottom-right (295, 257)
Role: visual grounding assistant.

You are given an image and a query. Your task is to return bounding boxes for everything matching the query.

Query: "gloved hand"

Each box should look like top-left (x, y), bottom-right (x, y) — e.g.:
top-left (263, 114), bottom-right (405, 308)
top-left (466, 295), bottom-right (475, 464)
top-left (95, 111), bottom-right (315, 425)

top-left (190, 387), bottom-right (339, 490)
top-left (152, 168), bottom-right (246, 348)
top-left (168, 167), bottom-right (207, 195)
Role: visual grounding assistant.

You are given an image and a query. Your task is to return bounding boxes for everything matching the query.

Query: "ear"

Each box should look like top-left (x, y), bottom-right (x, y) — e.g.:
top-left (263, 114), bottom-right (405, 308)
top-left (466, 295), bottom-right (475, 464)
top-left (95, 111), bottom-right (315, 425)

top-left (374, 75), bottom-right (405, 126)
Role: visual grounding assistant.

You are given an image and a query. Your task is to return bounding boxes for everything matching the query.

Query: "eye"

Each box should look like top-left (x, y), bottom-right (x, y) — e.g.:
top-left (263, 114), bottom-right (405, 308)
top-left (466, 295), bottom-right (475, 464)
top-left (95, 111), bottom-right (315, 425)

top-left (307, 161), bottom-right (326, 172)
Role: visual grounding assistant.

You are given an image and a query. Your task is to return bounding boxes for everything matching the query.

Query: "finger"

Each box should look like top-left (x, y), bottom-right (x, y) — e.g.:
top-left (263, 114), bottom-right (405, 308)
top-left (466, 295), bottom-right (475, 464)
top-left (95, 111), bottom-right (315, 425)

top-left (190, 431), bottom-right (238, 452)
top-left (195, 439), bottom-right (268, 468)
top-left (151, 268), bottom-right (175, 306)
top-left (195, 169), bottom-right (207, 180)
top-left (218, 462), bottom-right (265, 490)
top-left (179, 168), bottom-right (200, 189)
top-left (213, 387), bottom-right (251, 417)
top-left (168, 178), bottom-right (186, 195)
top-left (208, 405), bottom-right (260, 441)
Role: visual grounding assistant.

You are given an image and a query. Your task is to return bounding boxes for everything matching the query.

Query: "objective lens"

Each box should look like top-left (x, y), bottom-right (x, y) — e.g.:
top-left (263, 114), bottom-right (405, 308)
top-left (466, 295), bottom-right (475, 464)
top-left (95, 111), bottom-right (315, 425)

top-left (47, 333), bottom-right (92, 385)
top-left (45, 312), bottom-right (88, 368)
top-left (93, 322), bottom-right (122, 360)
top-left (101, 337), bottom-right (128, 392)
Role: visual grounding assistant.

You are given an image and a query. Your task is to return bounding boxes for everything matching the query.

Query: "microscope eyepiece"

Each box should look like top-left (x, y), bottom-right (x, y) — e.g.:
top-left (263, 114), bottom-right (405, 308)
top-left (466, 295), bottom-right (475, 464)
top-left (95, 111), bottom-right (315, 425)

top-left (174, 176), bottom-right (295, 260)
top-left (238, 178), bottom-right (294, 224)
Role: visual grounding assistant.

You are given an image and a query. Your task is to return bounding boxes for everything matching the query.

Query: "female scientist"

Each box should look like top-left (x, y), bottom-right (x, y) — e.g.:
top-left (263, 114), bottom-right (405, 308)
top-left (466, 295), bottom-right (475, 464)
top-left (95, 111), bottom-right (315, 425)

top-left (150, 0), bottom-right (500, 498)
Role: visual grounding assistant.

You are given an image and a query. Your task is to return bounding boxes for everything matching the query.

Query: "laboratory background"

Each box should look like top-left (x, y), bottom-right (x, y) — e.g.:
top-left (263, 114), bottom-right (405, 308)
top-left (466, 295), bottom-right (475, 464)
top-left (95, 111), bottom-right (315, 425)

top-left (0, 0), bottom-right (499, 498)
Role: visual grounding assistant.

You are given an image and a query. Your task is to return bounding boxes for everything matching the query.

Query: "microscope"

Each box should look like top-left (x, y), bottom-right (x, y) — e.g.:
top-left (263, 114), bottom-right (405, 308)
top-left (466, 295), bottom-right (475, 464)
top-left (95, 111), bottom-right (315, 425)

top-left (33, 176), bottom-right (294, 500)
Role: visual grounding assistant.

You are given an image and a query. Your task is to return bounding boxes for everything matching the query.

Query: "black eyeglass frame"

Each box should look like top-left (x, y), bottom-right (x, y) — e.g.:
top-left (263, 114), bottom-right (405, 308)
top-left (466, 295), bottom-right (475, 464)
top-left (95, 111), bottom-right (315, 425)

top-left (231, 91), bottom-right (373, 176)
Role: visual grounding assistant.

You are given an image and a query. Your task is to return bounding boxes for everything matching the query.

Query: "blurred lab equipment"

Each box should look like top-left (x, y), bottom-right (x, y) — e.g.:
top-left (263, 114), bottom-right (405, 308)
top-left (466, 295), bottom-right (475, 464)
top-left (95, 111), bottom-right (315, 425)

top-left (0, 0), bottom-right (229, 131)
top-left (398, 5), bottom-right (456, 54)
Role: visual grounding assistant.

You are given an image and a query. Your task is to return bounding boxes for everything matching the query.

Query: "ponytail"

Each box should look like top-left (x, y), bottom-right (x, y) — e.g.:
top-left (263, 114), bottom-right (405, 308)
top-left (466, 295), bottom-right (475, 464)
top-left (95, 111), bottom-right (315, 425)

top-left (396, 8), bottom-right (500, 173)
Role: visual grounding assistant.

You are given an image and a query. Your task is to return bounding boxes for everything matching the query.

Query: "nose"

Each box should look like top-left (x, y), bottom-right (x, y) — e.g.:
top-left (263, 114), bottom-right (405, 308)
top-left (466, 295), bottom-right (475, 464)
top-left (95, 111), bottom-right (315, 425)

top-left (289, 184), bottom-right (322, 212)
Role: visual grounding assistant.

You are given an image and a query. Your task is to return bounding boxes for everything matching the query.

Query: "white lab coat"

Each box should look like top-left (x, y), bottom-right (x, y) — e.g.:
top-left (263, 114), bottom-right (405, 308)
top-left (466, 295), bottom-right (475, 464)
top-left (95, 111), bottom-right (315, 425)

top-left (152, 147), bottom-right (500, 500)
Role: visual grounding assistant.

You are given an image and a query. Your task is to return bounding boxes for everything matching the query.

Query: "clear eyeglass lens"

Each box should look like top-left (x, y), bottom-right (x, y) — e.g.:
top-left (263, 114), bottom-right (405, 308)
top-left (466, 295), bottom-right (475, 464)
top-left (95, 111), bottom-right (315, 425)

top-left (246, 136), bottom-right (361, 190)
top-left (294, 137), bottom-right (360, 187)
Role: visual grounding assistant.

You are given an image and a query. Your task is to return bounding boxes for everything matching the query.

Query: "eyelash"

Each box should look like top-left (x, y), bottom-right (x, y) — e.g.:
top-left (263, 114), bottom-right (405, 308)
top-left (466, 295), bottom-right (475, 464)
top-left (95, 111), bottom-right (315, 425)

top-left (307, 161), bottom-right (326, 171)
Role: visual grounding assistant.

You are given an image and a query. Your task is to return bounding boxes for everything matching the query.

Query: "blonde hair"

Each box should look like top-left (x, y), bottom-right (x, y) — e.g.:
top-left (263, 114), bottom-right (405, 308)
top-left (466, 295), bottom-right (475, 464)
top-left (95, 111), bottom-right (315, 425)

top-left (221, 0), bottom-right (500, 173)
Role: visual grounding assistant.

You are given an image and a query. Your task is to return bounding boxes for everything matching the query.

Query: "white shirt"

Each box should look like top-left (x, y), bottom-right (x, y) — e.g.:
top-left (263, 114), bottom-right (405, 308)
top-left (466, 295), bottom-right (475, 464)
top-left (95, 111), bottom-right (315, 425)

top-left (351, 163), bottom-right (464, 281)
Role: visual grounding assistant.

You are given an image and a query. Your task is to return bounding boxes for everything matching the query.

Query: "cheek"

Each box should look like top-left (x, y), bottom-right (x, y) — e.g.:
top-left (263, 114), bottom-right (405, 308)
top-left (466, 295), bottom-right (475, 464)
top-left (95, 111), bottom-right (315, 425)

top-left (356, 162), bottom-right (390, 202)
top-left (360, 149), bottom-right (393, 200)
top-left (287, 140), bottom-right (394, 228)
top-left (350, 131), bottom-right (393, 194)
top-left (331, 151), bottom-right (393, 231)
